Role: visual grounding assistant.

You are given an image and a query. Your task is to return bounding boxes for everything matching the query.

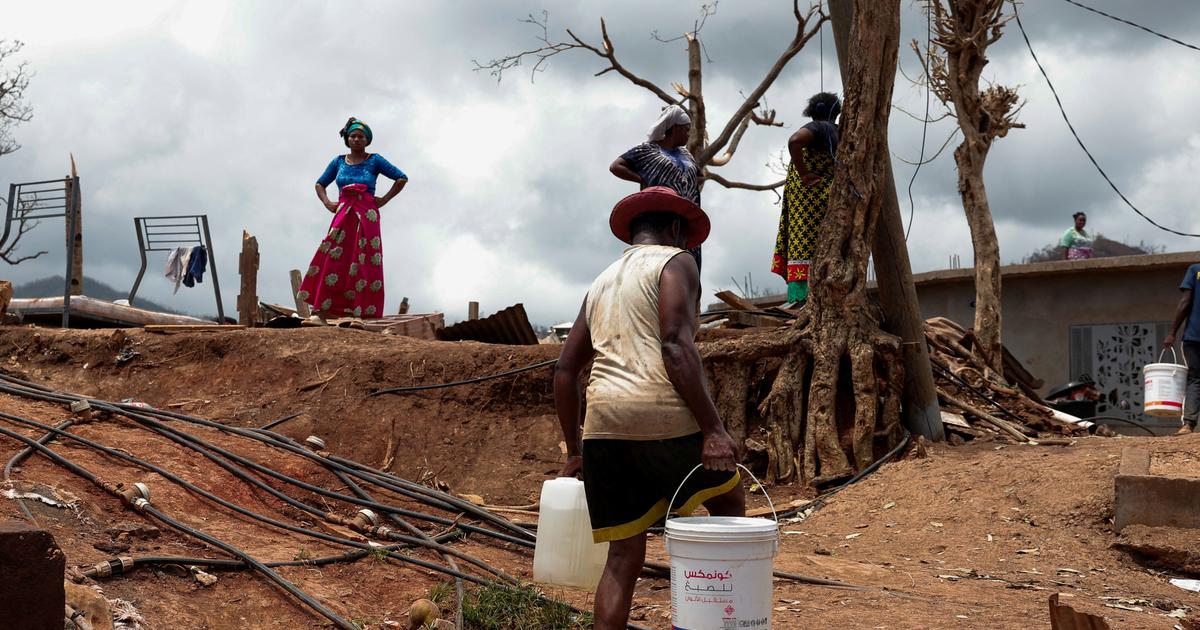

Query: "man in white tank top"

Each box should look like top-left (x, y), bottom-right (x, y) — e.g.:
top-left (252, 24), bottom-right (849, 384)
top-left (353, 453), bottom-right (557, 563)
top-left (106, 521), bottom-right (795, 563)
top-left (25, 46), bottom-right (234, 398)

top-left (554, 186), bottom-right (745, 629)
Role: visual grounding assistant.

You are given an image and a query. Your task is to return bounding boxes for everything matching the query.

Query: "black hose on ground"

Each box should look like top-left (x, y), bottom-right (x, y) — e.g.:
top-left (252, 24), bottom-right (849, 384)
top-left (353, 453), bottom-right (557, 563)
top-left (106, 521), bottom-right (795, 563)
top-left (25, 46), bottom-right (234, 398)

top-left (0, 411), bottom-right (511, 585)
top-left (1082, 415), bottom-right (1158, 437)
top-left (774, 430), bottom-right (913, 522)
top-left (369, 358), bottom-right (558, 396)
top-left (259, 412), bottom-right (303, 431)
top-left (0, 422), bottom-right (356, 630)
top-left (252, 426), bottom-right (468, 627)
top-left (4, 419), bottom-right (72, 523)
top-left (0, 374), bottom-right (534, 545)
top-left (0, 377), bottom-right (642, 628)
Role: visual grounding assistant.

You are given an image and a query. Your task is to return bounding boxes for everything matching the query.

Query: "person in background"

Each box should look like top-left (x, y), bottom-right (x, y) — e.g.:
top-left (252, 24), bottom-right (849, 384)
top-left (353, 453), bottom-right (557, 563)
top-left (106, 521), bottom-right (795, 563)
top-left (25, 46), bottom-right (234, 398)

top-left (1060, 212), bottom-right (1094, 260)
top-left (1163, 261), bottom-right (1200, 434)
top-left (610, 104), bottom-right (704, 270)
top-left (772, 92), bottom-right (841, 308)
top-left (298, 117), bottom-right (408, 321)
top-left (554, 186), bottom-right (744, 629)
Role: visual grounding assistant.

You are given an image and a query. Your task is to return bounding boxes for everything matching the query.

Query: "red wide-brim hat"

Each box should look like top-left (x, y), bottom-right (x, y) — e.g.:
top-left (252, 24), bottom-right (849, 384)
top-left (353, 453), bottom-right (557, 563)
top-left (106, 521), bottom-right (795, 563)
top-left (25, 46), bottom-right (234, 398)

top-left (609, 186), bottom-right (711, 249)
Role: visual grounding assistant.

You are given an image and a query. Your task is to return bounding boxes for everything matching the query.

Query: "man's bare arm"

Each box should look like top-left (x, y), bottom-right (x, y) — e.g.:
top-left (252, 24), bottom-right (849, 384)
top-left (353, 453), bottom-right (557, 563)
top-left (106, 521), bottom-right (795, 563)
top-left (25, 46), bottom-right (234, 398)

top-left (554, 300), bottom-right (594, 476)
top-left (659, 254), bottom-right (736, 471)
top-left (1165, 289), bottom-right (1193, 348)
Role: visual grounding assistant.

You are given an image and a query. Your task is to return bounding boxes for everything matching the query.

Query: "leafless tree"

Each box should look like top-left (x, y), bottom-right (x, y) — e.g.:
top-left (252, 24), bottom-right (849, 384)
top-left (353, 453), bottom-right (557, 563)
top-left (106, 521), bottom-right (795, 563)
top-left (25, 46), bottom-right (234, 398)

top-left (474, 2), bottom-right (827, 194)
top-left (0, 40), bottom-right (39, 266)
top-left (0, 196), bottom-right (49, 265)
top-left (913, 0), bottom-right (1024, 374)
top-left (0, 40), bottom-right (32, 158)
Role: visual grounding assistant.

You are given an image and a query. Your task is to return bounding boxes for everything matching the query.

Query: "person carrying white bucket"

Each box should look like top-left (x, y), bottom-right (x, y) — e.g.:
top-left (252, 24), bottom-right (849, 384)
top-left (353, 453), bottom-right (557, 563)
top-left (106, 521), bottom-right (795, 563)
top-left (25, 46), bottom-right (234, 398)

top-left (554, 186), bottom-right (746, 629)
top-left (1163, 262), bottom-right (1200, 435)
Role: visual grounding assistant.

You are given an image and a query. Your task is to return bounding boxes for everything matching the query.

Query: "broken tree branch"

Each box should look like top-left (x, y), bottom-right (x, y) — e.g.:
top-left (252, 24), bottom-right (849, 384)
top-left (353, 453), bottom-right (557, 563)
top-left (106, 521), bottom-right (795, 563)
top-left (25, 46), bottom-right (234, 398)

top-left (698, 1), bottom-right (826, 164)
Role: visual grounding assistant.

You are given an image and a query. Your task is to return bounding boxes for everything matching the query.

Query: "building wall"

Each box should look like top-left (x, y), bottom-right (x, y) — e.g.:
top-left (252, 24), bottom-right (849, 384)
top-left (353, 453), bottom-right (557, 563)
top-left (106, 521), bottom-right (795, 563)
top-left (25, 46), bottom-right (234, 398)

top-left (913, 253), bottom-right (1198, 394)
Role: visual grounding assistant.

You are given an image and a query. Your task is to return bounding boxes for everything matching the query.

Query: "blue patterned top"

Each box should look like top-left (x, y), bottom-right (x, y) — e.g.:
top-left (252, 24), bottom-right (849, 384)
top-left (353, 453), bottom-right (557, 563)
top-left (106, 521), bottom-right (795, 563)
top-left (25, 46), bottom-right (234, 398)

top-left (316, 154), bottom-right (407, 194)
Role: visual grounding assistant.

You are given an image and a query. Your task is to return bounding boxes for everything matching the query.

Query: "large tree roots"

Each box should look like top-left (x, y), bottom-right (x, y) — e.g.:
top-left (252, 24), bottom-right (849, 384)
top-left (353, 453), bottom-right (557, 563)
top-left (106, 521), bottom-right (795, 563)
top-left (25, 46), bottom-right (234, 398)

top-left (702, 310), bottom-right (903, 486)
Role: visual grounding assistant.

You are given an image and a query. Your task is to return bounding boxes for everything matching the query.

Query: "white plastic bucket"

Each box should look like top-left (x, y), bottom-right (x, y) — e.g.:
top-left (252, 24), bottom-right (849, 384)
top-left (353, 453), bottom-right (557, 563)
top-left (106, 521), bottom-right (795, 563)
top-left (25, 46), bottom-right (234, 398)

top-left (1144, 348), bottom-right (1188, 418)
top-left (665, 465), bottom-right (778, 630)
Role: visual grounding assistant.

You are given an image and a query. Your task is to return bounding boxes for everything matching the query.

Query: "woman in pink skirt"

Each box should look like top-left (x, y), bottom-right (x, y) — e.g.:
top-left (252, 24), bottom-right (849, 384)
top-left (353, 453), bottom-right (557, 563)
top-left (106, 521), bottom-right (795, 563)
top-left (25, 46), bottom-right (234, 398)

top-left (299, 117), bottom-right (408, 319)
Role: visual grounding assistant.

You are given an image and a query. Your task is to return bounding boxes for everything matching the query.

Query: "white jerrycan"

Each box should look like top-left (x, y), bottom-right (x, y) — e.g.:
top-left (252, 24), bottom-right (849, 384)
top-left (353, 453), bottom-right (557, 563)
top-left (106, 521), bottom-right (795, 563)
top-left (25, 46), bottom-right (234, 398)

top-left (532, 477), bottom-right (609, 590)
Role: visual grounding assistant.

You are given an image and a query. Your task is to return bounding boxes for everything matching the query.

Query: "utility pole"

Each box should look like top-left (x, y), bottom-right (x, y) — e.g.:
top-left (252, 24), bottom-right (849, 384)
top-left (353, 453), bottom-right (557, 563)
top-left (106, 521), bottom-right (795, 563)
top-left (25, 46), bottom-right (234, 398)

top-left (828, 0), bottom-right (944, 441)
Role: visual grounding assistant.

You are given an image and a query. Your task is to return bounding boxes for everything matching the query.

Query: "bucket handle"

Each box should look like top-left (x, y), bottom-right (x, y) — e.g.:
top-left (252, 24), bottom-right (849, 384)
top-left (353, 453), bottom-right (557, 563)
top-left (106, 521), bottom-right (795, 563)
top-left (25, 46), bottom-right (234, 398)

top-left (666, 463), bottom-right (777, 526)
top-left (1159, 347), bottom-right (1188, 367)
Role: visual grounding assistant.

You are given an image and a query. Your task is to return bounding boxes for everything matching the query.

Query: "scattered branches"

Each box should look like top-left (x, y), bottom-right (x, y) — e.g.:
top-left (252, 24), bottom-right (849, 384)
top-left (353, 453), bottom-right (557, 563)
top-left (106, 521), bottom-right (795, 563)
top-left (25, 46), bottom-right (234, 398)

top-left (475, 3), bottom-right (828, 192)
top-left (0, 40), bottom-right (33, 158)
top-left (471, 11), bottom-right (678, 106)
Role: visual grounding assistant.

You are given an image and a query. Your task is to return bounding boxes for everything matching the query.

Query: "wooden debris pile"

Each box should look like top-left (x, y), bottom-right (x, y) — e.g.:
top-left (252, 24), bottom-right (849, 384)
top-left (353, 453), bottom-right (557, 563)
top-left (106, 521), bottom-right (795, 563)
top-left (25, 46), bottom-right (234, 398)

top-left (925, 316), bottom-right (1086, 443)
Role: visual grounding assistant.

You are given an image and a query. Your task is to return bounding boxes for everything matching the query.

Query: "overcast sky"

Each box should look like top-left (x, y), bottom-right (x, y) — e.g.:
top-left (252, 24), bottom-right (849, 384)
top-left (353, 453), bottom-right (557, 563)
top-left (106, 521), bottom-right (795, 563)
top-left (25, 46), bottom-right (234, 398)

top-left (2, 1), bottom-right (1199, 325)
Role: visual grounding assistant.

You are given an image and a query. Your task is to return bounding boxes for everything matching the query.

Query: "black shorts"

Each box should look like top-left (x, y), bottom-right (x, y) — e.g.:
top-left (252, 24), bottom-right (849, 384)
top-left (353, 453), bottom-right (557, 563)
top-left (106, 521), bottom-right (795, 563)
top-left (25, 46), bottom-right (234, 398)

top-left (581, 432), bottom-right (739, 543)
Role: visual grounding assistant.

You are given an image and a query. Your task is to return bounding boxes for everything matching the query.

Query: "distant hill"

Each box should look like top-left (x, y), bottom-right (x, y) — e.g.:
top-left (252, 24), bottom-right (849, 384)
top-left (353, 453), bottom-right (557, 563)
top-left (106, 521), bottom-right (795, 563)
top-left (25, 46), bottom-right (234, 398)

top-left (1022, 234), bottom-right (1164, 264)
top-left (13, 276), bottom-right (180, 315)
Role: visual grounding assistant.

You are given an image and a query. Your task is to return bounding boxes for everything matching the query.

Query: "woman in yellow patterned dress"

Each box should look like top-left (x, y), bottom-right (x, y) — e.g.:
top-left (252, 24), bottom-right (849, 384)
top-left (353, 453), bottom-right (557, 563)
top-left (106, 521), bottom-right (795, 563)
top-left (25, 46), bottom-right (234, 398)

top-left (771, 92), bottom-right (840, 306)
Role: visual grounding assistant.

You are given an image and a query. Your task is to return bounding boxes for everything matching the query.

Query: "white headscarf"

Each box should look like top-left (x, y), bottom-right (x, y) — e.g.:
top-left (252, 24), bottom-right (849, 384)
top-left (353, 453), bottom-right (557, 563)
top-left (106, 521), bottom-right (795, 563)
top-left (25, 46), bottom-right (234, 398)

top-left (646, 104), bottom-right (692, 142)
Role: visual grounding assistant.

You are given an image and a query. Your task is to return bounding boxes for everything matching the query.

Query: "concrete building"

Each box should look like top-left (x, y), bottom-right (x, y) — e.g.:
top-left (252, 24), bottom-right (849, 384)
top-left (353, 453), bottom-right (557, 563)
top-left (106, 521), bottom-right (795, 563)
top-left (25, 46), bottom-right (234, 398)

top-left (710, 251), bottom-right (1200, 429)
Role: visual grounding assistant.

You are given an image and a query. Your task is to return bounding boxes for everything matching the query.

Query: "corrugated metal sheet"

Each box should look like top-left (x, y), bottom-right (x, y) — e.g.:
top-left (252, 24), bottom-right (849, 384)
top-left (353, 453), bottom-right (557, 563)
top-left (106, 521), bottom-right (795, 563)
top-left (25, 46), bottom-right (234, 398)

top-left (436, 303), bottom-right (539, 345)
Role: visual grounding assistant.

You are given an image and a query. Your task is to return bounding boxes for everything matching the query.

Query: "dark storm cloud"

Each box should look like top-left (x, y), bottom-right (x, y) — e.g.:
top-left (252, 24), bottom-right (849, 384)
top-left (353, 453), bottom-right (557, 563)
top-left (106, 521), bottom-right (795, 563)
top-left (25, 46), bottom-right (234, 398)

top-left (1, 1), bottom-right (1198, 324)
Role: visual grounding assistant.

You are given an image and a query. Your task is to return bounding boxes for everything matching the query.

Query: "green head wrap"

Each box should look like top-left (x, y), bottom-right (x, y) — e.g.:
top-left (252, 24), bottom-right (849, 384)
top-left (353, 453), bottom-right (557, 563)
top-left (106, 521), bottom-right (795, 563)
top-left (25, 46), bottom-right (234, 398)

top-left (340, 118), bottom-right (373, 145)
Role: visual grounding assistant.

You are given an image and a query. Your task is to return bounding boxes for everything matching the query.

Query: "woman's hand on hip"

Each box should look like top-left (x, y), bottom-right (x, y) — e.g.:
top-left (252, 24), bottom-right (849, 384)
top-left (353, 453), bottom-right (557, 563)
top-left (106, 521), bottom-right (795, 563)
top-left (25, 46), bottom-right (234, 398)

top-left (324, 200), bottom-right (339, 214)
top-left (374, 196), bottom-right (388, 208)
top-left (801, 173), bottom-right (823, 187)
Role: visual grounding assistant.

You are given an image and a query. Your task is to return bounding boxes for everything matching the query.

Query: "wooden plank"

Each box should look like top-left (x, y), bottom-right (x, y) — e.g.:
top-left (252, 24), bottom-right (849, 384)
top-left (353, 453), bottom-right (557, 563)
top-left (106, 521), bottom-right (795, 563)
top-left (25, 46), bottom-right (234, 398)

top-left (1048, 593), bottom-right (1110, 630)
top-left (724, 310), bottom-right (784, 329)
top-left (237, 230), bottom-right (259, 327)
top-left (382, 313), bottom-right (444, 340)
top-left (9, 296), bottom-right (210, 327)
top-left (67, 156), bottom-right (83, 297)
top-left (289, 269), bottom-right (311, 318)
top-left (144, 324), bottom-right (246, 333)
top-left (714, 290), bottom-right (758, 312)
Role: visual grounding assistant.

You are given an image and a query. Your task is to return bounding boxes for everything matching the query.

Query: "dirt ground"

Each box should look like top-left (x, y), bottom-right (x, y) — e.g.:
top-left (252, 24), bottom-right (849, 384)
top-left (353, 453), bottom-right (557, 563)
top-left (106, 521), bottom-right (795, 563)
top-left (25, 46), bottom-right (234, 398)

top-left (0, 327), bottom-right (1198, 629)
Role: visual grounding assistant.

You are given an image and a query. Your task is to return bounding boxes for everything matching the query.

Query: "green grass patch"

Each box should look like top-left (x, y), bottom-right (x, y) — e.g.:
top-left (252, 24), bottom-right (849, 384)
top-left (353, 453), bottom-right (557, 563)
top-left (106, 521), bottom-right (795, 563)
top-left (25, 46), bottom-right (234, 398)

top-left (461, 584), bottom-right (592, 629)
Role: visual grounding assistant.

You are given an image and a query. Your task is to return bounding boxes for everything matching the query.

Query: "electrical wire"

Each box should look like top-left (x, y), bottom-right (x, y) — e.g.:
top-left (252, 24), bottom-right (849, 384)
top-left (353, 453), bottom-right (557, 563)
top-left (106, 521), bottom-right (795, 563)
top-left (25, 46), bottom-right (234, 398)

top-left (370, 358), bottom-right (558, 396)
top-left (905, 3), bottom-right (934, 241)
top-left (1012, 4), bottom-right (1200, 238)
top-left (1059, 0), bottom-right (1200, 53)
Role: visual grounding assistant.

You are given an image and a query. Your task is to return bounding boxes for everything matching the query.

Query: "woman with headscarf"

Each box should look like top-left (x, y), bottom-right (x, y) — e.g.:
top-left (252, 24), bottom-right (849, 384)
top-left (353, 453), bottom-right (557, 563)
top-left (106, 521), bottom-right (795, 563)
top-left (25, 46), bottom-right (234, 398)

top-left (610, 104), bottom-right (705, 268)
top-left (1060, 212), bottom-right (1094, 260)
top-left (772, 92), bottom-right (841, 307)
top-left (298, 117), bottom-right (408, 320)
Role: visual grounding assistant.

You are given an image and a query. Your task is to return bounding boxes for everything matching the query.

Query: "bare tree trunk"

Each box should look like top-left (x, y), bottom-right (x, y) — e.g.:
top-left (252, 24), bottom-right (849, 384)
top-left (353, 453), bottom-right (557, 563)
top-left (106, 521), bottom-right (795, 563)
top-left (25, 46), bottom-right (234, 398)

top-left (685, 33), bottom-right (706, 159)
top-left (804, 0), bottom-right (903, 479)
top-left (918, 0), bottom-right (1024, 375)
top-left (955, 145), bottom-right (1003, 373)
